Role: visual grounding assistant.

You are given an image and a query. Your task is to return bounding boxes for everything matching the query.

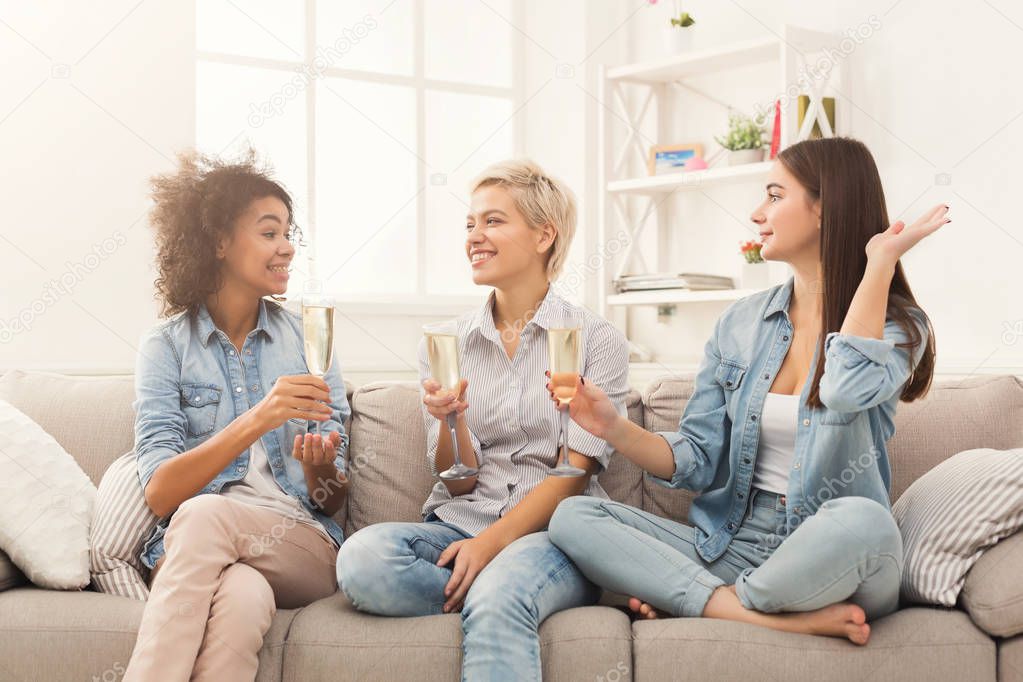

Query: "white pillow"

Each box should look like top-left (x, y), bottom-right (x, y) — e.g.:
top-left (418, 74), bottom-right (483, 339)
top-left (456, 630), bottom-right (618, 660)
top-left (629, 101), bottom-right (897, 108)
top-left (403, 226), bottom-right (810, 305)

top-left (90, 451), bottom-right (158, 600)
top-left (893, 447), bottom-right (1023, 606)
top-left (0, 399), bottom-right (96, 589)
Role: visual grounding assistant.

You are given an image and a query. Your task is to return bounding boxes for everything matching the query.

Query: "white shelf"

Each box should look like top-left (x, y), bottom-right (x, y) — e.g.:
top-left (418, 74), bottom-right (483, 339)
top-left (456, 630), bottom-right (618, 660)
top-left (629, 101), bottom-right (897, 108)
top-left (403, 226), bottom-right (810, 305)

top-left (607, 161), bottom-right (772, 195)
top-left (607, 288), bottom-right (760, 306)
top-left (606, 37), bottom-right (780, 84)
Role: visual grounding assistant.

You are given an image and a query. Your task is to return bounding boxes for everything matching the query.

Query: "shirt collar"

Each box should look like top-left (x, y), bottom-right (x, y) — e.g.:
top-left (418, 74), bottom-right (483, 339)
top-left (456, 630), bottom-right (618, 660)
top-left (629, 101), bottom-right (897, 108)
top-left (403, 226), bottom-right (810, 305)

top-left (467, 286), bottom-right (562, 342)
top-left (762, 276), bottom-right (795, 321)
top-left (197, 298), bottom-right (274, 347)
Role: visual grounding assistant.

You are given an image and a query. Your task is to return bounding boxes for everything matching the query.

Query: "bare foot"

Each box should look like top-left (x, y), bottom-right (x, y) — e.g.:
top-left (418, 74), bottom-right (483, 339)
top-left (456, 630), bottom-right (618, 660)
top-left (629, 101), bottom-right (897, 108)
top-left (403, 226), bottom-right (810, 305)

top-left (704, 585), bottom-right (872, 646)
top-left (627, 597), bottom-right (667, 620)
top-left (788, 602), bottom-right (871, 645)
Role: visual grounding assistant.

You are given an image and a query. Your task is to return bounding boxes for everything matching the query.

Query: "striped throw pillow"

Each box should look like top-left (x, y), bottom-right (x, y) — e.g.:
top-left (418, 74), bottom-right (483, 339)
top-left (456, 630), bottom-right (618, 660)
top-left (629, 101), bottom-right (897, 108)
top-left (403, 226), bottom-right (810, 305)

top-left (89, 452), bottom-right (159, 601)
top-left (893, 447), bottom-right (1023, 606)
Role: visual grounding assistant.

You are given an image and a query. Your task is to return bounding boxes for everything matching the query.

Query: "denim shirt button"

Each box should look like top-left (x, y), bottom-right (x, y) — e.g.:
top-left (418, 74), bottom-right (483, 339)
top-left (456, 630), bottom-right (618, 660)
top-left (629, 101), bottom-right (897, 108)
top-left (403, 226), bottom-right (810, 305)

top-left (234, 386), bottom-right (242, 393)
top-left (802, 418), bottom-right (810, 426)
top-left (743, 457), bottom-right (751, 464)
top-left (727, 522), bottom-right (736, 531)
top-left (783, 335), bottom-right (789, 341)
top-left (229, 350), bottom-right (235, 356)
top-left (794, 462), bottom-right (800, 469)
top-left (750, 414), bottom-right (757, 421)
top-left (737, 491), bottom-right (744, 499)
top-left (763, 373), bottom-right (769, 380)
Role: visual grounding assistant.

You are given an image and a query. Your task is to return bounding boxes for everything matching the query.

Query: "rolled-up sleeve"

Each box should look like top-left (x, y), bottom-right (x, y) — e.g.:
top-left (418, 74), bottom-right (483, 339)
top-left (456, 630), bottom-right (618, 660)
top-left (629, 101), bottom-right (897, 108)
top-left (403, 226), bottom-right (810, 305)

top-left (567, 322), bottom-right (630, 472)
top-left (418, 337), bottom-right (483, 476)
top-left (818, 308), bottom-right (929, 413)
top-left (649, 316), bottom-right (729, 492)
top-left (134, 330), bottom-right (187, 490)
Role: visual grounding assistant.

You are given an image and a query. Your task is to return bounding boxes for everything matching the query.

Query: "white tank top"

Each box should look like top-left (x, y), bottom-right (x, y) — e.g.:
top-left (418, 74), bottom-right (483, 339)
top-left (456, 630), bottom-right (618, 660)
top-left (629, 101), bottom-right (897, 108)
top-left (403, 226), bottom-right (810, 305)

top-left (751, 392), bottom-right (801, 495)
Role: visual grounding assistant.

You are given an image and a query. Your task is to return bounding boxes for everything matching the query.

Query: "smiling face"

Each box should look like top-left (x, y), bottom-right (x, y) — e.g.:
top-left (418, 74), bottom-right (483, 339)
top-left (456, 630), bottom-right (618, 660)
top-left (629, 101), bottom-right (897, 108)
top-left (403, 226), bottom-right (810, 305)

top-left (215, 195), bottom-right (295, 298)
top-left (750, 161), bottom-right (821, 265)
top-left (465, 184), bottom-right (554, 289)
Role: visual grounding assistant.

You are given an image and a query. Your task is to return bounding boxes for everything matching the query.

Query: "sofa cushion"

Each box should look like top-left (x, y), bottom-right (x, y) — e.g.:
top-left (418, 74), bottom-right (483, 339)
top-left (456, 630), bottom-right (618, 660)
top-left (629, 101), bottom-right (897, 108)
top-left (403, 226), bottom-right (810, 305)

top-left (0, 399), bottom-right (96, 589)
top-left (640, 374), bottom-right (698, 524)
top-left (631, 606), bottom-right (994, 681)
top-left (1000, 634), bottom-right (1023, 682)
top-left (0, 549), bottom-right (25, 592)
top-left (346, 382), bottom-right (433, 535)
top-left (597, 389), bottom-right (645, 510)
top-left (89, 452), bottom-right (159, 600)
top-left (0, 587), bottom-right (296, 682)
top-left (887, 375), bottom-right (1023, 503)
top-left (282, 592), bottom-right (633, 682)
top-left (895, 447), bottom-right (1023, 607)
top-left (961, 530), bottom-right (1023, 637)
top-left (0, 371), bottom-right (135, 485)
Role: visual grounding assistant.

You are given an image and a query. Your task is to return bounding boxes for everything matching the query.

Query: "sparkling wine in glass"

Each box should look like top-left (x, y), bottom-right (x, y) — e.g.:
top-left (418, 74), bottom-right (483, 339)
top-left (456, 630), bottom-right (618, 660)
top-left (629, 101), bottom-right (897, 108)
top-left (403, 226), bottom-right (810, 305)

top-left (424, 321), bottom-right (478, 481)
top-left (547, 314), bottom-right (586, 477)
top-left (303, 285), bottom-right (335, 436)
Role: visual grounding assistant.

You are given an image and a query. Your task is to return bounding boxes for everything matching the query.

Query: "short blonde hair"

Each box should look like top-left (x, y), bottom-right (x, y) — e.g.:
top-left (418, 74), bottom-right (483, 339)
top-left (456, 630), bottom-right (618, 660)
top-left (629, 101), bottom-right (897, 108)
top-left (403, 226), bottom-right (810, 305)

top-left (470, 159), bottom-right (577, 280)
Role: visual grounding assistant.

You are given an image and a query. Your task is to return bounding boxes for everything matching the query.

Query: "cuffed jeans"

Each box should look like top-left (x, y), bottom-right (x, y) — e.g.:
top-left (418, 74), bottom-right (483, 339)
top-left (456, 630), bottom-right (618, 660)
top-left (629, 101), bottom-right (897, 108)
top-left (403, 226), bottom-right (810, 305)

top-left (336, 516), bottom-right (600, 682)
top-left (548, 489), bottom-right (902, 621)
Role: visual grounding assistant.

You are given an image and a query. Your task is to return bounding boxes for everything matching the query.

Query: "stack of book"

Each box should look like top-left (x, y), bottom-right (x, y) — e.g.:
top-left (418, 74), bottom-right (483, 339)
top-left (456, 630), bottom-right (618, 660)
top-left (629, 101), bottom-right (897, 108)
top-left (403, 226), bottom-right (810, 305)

top-left (613, 272), bottom-right (735, 293)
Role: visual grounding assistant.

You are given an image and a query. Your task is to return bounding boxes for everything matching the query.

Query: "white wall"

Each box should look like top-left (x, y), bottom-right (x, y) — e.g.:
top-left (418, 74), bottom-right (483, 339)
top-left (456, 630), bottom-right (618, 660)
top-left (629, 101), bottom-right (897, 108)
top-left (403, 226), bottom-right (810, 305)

top-left (609, 0), bottom-right (1023, 377)
top-left (0, 0), bottom-right (194, 373)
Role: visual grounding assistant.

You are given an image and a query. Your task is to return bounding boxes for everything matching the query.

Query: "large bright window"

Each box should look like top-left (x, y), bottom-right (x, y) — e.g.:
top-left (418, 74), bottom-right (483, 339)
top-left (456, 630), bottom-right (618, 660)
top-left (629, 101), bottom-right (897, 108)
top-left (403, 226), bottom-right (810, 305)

top-left (196, 0), bottom-right (520, 301)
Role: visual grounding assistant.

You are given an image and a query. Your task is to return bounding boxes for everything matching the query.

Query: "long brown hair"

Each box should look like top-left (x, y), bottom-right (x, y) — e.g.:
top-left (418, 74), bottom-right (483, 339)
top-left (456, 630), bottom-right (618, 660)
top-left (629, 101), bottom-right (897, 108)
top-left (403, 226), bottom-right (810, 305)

top-left (778, 137), bottom-right (935, 407)
top-left (149, 148), bottom-right (299, 317)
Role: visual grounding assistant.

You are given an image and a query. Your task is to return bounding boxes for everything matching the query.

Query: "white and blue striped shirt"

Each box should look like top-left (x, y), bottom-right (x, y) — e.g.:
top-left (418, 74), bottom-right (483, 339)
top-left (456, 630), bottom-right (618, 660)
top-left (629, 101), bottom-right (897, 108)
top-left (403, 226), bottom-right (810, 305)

top-left (418, 287), bottom-right (630, 537)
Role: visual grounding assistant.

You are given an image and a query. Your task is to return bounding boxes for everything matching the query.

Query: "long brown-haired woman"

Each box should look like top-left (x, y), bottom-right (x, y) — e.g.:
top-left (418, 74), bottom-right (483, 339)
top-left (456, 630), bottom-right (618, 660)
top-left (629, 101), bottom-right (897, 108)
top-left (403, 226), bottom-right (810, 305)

top-left (548, 136), bottom-right (944, 645)
top-left (124, 150), bottom-right (349, 681)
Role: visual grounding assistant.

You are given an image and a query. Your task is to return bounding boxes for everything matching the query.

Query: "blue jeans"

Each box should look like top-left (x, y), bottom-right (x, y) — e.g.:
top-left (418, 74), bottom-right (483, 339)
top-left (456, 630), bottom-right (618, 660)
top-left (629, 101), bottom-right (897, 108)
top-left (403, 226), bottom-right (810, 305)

top-left (336, 516), bottom-right (600, 682)
top-left (548, 489), bottom-right (902, 621)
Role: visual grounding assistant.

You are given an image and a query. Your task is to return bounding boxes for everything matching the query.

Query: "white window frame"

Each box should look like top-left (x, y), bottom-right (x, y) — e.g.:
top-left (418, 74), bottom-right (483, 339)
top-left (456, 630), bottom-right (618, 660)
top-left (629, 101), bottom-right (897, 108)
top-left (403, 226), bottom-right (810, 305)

top-left (196, 0), bottom-right (525, 314)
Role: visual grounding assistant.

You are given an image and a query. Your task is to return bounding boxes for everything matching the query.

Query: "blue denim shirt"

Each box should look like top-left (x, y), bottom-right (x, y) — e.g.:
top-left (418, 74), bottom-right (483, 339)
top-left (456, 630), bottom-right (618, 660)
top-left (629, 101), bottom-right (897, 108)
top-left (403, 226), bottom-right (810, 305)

top-left (653, 276), bottom-right (928, 563)
top-left (133, 299), bottom-right (351, 569)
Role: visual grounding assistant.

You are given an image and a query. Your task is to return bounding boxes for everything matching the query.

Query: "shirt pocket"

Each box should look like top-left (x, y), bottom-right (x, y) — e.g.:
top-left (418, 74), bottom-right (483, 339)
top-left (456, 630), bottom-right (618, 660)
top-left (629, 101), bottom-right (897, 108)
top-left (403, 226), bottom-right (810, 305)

top-left (714, 358), bottom-right (748, 420)
top-left (180, 383), bottom-right (222, 437)
top-left (714, 358), bottom-right (748, 391)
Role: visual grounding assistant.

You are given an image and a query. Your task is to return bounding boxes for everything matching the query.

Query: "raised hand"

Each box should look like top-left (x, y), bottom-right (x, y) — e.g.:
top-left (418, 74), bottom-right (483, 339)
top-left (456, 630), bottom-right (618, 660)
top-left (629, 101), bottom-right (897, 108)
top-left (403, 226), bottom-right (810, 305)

top-left (865, 203), bottom-right (950, 267)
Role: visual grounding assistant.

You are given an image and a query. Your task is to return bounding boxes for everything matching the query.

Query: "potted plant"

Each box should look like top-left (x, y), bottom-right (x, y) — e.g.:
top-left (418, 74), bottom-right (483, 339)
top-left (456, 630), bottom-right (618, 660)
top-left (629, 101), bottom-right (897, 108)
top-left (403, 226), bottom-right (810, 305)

top-left (739, 238), bottom-right (771, 290)
top-left (715, 111), bottom-right (767, 166)
top-left (649, 1), bottom-right (695, 53)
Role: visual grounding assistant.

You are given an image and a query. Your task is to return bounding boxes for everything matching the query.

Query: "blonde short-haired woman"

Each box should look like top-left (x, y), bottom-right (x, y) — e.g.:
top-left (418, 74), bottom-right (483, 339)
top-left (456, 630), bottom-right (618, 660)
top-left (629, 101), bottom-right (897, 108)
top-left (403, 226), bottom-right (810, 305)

top-left (337, 159), bottom-right (630, 681)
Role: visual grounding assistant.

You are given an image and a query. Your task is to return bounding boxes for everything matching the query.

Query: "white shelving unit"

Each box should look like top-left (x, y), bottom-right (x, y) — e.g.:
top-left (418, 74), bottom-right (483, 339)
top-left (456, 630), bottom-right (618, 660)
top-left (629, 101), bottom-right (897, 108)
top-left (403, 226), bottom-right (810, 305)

top-left (596, 26), bottom-right (848, 322)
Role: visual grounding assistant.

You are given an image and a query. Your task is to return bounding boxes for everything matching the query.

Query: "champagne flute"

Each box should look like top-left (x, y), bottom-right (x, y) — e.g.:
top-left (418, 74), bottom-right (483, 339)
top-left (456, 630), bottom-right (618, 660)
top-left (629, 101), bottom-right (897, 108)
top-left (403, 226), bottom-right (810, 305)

top-left (547, 313), bottom-right (586, 477)
top-left (424, 320), bottom-right (478, 481)
top-left (302, 283), bottom-right (335, 437)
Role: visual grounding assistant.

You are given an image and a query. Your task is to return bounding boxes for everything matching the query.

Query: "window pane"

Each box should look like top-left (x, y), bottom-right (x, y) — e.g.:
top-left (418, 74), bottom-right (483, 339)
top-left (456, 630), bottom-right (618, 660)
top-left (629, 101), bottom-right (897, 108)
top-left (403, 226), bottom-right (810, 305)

top-left (197, 0), bottom-right (304, 62)
top-left (316, 79), bottom-right (418, 295)
top-left (316, 0), bottom-right (413, 77)
top-left (424, 90), bottom-right (514, 296)
top-left (424, 0), bottom-right (513, 87)
top-left (196, 60), bottom-right (308, 227)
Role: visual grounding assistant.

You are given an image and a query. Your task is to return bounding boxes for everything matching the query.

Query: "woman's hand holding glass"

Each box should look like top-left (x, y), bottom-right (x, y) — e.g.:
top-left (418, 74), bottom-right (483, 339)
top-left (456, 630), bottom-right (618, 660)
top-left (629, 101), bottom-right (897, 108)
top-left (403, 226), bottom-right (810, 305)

top-left (253, 375), bottom-right (333, 432)
top-left (545, 371), bottom-right (621, 441)
top-left (421, 378), bottom-right (470, 421)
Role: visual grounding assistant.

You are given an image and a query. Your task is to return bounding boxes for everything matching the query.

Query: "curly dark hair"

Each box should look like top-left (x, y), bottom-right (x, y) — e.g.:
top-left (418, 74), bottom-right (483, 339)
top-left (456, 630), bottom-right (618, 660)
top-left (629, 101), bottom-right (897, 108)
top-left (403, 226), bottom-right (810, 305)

top-left (149, 148), bottom-right (301, 317)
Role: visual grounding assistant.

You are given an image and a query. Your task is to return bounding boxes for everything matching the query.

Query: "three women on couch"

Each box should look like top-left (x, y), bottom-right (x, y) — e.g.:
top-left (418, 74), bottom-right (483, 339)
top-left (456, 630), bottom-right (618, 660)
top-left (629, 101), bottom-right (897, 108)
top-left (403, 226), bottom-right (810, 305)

top-left (128, 137), bottom-right (943, 681)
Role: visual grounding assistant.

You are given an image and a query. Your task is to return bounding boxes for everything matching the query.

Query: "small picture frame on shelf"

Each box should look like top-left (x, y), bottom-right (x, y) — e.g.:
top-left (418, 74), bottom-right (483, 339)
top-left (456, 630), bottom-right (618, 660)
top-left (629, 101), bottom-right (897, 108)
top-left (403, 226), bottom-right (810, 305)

top-left (648, 143), bottom-right (703, 176)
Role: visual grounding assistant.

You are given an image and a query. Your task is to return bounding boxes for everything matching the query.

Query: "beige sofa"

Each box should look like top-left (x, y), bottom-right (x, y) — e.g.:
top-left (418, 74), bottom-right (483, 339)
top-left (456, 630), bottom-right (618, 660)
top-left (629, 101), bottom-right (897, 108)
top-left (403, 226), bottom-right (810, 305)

top-left (1, 369), bottom-right (1022, 681)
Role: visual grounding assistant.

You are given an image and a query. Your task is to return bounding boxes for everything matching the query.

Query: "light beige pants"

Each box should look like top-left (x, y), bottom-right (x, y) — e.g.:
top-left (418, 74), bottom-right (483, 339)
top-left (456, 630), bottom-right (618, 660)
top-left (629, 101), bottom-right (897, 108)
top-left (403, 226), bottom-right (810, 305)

top-left (124, 494), bottom-right (338, 682)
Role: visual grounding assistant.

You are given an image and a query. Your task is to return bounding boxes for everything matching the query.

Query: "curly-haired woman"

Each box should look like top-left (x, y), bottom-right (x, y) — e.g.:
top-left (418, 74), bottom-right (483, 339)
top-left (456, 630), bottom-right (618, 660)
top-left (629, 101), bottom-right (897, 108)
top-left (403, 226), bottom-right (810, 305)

top-left (123, 150), bottom-right (350, 681)
top-left (548, 137), bottom-right (945, 646)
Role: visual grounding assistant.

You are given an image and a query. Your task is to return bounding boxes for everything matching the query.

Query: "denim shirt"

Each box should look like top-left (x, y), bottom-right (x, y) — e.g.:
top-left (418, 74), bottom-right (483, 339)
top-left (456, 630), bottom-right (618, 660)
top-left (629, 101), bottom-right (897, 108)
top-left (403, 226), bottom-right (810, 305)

top-left (653, 276), bottom-right (928, 563)
top-left (133, 299), bottom-right (351, 569)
